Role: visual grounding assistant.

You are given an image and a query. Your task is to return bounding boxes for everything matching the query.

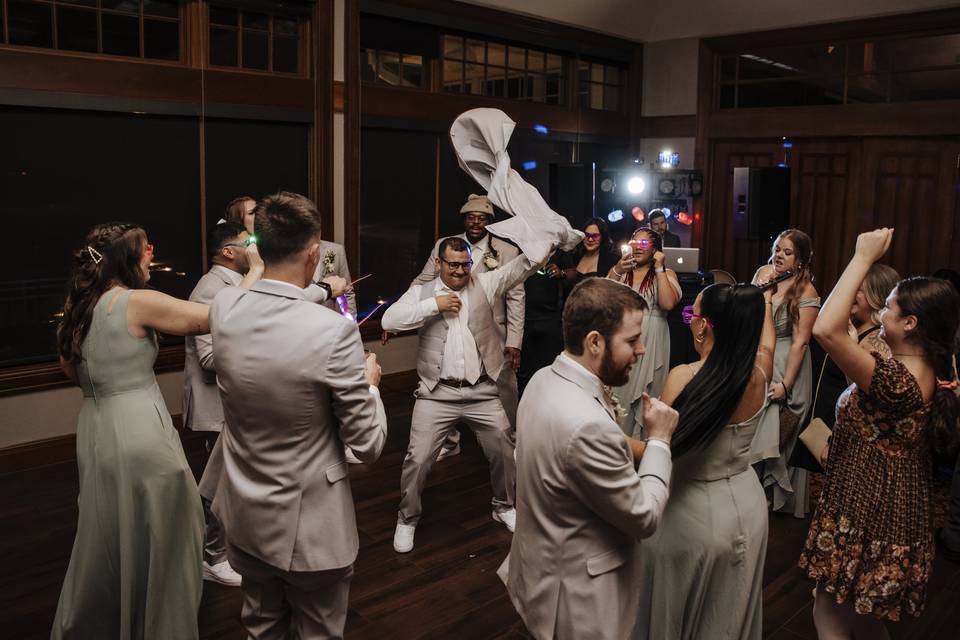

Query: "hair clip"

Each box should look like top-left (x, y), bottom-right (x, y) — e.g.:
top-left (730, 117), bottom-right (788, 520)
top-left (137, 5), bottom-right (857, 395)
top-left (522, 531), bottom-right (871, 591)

top-left (86, 245), bottom-right (103, 265)
top-left (216, 218), bottom-right (227, 225)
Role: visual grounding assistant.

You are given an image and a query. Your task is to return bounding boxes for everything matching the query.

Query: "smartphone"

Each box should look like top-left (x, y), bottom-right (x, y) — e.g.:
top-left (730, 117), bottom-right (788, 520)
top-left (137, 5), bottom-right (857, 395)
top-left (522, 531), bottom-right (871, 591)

top-left (620, 244), bottom-right (631, 256)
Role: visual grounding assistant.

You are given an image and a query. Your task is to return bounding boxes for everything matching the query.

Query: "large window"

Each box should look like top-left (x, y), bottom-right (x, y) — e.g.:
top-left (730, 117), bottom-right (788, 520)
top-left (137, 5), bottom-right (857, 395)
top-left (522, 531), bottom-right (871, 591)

top-left (360, 49), bottom-right (425, 89)
top-left (0, 106), bottom-right (201, 367)
top-left (441, 34), bottom-right (564, 104)
top-left (2, 0), bottom-right (181, 60)
top-left (718, 31), bottom-right (960, 108)
top-left (578, 60), bottom-right (623, 111)
top-left (204, 118), bottom-right (309, 229)
top-left (208, 4), bottom-right (302, 74)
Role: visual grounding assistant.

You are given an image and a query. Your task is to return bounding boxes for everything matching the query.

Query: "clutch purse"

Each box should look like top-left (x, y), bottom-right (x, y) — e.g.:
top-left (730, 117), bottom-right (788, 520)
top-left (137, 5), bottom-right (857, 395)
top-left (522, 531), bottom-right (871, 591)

top-left (799, 417), bottom-right (831, 461)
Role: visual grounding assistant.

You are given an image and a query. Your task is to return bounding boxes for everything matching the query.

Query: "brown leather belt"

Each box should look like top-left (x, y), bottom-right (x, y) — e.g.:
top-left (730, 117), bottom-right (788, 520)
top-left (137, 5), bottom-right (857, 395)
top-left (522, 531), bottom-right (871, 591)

top-left (438, 374), bottom-right (491, 388)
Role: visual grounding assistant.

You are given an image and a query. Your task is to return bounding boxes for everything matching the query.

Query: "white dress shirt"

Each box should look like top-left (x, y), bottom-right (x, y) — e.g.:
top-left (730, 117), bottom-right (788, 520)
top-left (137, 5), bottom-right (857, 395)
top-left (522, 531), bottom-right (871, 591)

top-left (382, 254), bottom-right (534, 379)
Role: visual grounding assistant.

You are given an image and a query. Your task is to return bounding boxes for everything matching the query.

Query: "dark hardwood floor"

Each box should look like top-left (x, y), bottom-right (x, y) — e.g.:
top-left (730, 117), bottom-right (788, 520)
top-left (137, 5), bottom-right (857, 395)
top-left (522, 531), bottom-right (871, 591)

top-left (2, 373), bottom-right (959, 639)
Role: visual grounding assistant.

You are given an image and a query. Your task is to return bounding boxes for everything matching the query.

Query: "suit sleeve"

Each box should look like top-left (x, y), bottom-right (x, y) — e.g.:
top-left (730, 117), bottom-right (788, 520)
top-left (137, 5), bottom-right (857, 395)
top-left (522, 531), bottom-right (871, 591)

top-left (563, 421), bottom-right (672, 540)
top-left (189, 277), bottom-right (224, 374)
top-left (325, 319), bottom-right (387, 464)
top-left (334, 243), bottom-right (357, 316)
top-left (504, 278), bottom-right (525, 349)
top-left (410, 238), bottom-right (442, 287)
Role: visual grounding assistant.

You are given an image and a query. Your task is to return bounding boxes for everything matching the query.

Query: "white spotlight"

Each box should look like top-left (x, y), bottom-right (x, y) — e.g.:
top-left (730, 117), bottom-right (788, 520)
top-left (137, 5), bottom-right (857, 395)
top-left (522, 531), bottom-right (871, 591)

top-left (627, 176), bottom-right (645, 194)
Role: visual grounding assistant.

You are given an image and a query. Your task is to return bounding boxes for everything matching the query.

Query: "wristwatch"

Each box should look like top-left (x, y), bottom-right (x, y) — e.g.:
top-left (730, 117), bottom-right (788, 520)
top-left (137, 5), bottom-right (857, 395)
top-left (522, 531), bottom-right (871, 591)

top-left (315, 281), bottom-right (332, 299)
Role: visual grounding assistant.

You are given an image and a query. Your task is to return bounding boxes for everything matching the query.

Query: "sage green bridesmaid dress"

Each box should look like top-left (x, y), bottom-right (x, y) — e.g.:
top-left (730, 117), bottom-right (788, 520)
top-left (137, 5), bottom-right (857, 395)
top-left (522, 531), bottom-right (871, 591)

top-left (52, 287), bottom-right (204, 639)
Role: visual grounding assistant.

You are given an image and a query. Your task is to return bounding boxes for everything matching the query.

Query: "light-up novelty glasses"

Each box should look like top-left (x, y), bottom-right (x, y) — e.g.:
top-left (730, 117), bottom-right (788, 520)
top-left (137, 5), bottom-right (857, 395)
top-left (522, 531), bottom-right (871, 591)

top-left (681, 305), bottom-right (713, 327)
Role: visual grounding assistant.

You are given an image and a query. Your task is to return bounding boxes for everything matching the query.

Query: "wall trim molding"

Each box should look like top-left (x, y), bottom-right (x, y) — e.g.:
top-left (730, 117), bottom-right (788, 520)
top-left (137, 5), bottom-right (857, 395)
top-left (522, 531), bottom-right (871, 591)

top-left (0, 369), bottom-right (419, 474)
top-left (0, 345), bottom-right (186, 397)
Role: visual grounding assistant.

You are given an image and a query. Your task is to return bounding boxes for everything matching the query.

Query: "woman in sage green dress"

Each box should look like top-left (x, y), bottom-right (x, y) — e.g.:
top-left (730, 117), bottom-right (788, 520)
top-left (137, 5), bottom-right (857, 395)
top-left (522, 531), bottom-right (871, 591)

top-left (751, 229), bottom-right (820, 517)
top-left (633, 282), bottom-right (775, 640)
top-left (608, 227), bottom-right (681, 438)
top-left (52, 222), bottom-right (260, 639)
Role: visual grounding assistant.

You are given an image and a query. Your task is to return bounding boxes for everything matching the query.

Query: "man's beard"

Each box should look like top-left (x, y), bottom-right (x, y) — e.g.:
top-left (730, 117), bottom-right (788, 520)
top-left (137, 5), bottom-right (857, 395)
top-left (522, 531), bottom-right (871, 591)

top-left (598, 348), bottom-right (633, 387)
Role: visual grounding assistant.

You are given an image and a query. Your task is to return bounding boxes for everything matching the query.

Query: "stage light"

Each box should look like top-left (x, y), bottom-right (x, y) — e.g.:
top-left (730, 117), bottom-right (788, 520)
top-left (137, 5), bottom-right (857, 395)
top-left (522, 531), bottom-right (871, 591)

top-left (600, 177), bottom-right (615, 193)
top-left (676, 211), bottom-right (693, 225)
top-left (658, 150), bottom-right (680, 168)
top-left (522, 160), bottom-right (537, 171)
top-left (533, 124), bottom-right (549, 135)
top-left (626, 176), bottom-right (645, 194)
top-left (607, 209), bottom-right (624, 222)
top-left (631, 206), bottom-right (645, 221)
top-left (661, 208), bottom-right (672, 217)
top-left (658, 177), bottom-right (676, 195)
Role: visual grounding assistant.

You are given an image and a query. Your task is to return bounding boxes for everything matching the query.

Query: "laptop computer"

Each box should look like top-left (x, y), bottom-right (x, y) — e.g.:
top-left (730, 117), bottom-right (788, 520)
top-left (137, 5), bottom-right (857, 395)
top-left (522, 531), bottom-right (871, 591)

top-left (664, 247), bottom-right (700, 273)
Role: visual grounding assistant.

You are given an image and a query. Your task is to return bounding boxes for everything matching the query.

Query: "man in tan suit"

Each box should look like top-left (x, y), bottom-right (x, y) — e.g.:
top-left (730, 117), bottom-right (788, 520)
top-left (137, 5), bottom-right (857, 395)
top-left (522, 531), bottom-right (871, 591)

top-left (210, 192), bottom-right (387, 639)
top-left (382, 236), bottom-right (540, 553)
top-left (412, 194), bottom-right (525, 456)
top-left (498, 277), bottom-right (678, 640)
top-left (313, 239), bottom-right (357, 317)
top-left (183, 221), bottom-right (258, 587)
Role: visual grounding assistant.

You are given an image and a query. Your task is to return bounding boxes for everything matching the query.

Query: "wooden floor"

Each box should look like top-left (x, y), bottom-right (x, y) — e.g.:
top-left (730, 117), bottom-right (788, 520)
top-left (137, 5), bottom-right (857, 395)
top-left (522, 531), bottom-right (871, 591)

top-left (2, 374), bottom-right (960, 639)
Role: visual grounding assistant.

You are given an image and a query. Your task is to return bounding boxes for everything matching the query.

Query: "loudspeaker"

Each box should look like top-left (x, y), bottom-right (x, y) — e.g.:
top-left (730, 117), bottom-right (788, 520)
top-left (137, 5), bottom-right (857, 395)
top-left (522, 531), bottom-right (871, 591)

top-left (549, 163), bottom-right (591, 227)
top-left (732, 166), bottom-right (790, 240)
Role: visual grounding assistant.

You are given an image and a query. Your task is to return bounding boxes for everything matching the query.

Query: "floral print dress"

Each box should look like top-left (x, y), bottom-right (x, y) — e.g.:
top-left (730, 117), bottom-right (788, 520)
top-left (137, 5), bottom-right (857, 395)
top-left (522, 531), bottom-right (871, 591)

top-left (798, 353), bottom-right (934, 621)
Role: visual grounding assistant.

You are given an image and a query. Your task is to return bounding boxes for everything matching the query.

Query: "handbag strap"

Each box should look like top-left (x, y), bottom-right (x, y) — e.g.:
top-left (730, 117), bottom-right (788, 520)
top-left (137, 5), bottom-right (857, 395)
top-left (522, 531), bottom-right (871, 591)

top-left (811, 353), bottom-right (829, 413)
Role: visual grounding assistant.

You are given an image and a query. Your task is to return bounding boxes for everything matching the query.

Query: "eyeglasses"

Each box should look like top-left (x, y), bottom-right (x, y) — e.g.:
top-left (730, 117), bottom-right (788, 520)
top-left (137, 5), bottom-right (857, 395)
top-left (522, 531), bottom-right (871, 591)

top-left (221, 242), bottom-right (246, 251)
top-left (439, 257), bottom-right (473, 271)
top-left (583, 232), bottom-right (602, 241)
top-left (681, 305), bottom-right (714, 327)
top-left (629, 238), bottom-right (653, 249)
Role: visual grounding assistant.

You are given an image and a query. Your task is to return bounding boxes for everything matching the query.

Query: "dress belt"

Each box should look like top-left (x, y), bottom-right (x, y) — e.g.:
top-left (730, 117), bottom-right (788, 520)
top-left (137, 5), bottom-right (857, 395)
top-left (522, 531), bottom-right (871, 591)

top-left (438, 374), bottom-right (491, 388)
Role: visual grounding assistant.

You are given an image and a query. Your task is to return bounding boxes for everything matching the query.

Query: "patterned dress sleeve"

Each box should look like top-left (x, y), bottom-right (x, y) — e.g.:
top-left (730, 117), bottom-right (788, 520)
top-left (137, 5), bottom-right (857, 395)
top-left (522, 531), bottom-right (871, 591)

top-left (867, 353), bottom-right (925, 415)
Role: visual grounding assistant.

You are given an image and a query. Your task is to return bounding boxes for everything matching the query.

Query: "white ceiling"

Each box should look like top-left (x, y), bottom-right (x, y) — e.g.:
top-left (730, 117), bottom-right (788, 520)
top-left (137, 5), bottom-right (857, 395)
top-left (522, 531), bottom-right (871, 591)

top-left (463, 0), bottom-right (960, 42)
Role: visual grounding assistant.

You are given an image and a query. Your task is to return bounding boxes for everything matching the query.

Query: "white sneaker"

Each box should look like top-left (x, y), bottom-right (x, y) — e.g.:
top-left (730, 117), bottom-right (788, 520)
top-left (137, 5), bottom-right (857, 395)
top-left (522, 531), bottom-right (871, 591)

top-left (345, 448), bottom-right (362, 465)
top-left (203, 560), bottom-right (242, 587)
top-left (394, 522), bottom-right (416, 553)
top-left (436, 444), bottom-right (461, 461)
top-left (492, 508), bottom-right (516, 533)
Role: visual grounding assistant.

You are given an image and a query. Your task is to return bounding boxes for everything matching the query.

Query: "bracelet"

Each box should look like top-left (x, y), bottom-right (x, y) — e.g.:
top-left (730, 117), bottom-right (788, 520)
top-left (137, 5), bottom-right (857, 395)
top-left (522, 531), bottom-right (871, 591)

top-left (655, 267), bottom-right (666, 273)
top-left (646, 436), bottom-right (671, 448)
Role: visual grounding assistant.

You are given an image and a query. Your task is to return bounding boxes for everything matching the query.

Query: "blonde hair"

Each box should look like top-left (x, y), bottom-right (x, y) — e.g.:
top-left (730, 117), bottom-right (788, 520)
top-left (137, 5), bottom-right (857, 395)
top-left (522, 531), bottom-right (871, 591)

top-left (861, 263), bottom-right (900, 325)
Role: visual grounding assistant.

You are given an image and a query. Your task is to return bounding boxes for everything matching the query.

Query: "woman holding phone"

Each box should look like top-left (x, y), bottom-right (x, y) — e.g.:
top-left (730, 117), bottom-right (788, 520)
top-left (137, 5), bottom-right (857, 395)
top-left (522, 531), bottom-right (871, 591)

top-left (607, 226), bottom-right (681, 437)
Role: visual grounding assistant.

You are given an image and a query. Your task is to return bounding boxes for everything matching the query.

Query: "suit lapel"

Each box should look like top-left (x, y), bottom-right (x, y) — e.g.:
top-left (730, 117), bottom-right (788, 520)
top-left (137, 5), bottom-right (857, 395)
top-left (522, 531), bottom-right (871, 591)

top-left (550, 355), bottom-right (617, 421)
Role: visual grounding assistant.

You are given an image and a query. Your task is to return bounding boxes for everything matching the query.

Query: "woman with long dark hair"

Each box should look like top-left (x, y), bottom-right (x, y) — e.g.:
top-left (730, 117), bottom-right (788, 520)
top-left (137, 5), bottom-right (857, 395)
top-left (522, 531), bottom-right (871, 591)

top-left (543, 217), bottom-right (619, 285)
top-left (751, 228), bottom-right (820, 517)
top-left (632, 283), bottom-right (775, 639)
top-left (52, 222), bottom-right (261, 638)
top-left (607, 226), bottom-right (681, 437)
top-left (800, 229), bottom-right (960, 637)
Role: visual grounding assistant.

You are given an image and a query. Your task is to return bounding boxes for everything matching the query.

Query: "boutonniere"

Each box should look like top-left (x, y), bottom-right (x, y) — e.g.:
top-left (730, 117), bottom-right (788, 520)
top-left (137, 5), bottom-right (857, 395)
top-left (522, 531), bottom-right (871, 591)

top-left (483, 241), bottom-right (500, 270)
top-left (322, 251), bottom-right (336, 276)
top-left (601, 385), bottom-right (627, 421)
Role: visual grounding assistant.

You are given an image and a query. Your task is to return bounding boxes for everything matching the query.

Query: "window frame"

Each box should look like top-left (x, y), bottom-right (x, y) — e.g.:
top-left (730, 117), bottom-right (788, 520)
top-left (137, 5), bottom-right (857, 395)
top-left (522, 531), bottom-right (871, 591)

top-left (1, 0), bottom-right (185, 64)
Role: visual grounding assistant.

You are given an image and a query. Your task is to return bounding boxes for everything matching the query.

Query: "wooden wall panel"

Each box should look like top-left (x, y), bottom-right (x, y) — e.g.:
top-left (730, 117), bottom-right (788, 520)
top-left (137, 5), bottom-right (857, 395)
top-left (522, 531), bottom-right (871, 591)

top-left (702, 141), bottom-right (778, 282)
top-left (790, 142), bottom-right (860, 291)
top-left (702, 137), bottom-right (959, 293)
top-left (860, 138), bottom-right (960, 278)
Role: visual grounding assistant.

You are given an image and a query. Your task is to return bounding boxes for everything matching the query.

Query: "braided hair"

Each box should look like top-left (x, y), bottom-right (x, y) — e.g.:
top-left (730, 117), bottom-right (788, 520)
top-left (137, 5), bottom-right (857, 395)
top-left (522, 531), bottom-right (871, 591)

top-left (57, 223), bottom-right (148, 363)
top-left (626, 227), bottom-right (662, 296)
